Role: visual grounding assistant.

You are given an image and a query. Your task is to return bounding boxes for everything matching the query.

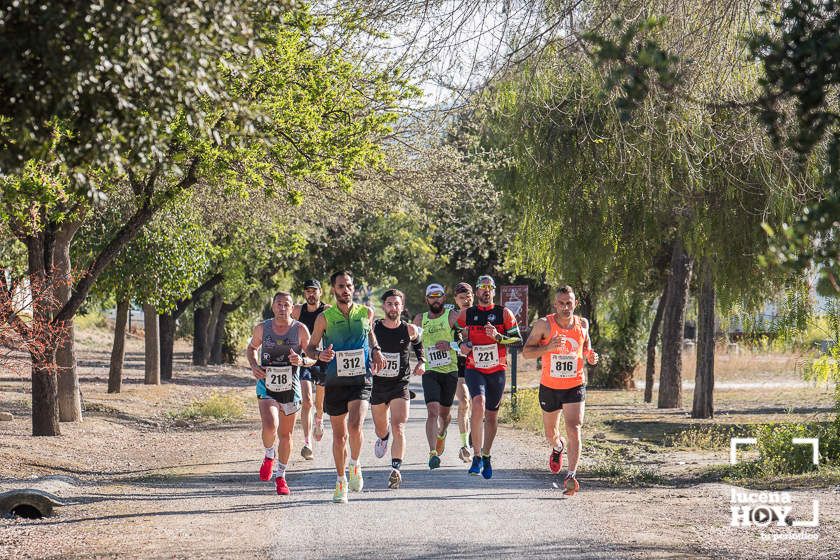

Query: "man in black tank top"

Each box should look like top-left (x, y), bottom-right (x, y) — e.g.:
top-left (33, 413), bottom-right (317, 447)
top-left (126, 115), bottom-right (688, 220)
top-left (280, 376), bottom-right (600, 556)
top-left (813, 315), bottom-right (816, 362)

top-left (370, 289), bottom-right (424, 489)
top-left (291, 279), bottom-right (331, 460)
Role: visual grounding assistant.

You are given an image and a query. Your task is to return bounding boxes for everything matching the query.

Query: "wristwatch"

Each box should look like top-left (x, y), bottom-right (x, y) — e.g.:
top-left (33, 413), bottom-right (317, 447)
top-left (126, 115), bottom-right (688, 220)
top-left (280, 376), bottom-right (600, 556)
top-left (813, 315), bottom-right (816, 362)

top-left (494, 333), bottom-right (503, 342)
top-left (371, 346), bottom-right (382, 352)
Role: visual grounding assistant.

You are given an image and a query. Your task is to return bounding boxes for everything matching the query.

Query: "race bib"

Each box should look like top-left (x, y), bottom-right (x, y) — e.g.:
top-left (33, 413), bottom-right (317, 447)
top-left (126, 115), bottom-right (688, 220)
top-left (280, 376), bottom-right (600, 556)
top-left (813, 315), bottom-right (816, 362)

top-left (265, 366), bottom-right (293, 392)
top-left (427, 347), bottom-right (452, 368)
top-left (336, 348), bottom-right (366, 377)
top-left (376, 352), bottom-right (401, 377)
top-left (472, 343), bottom-right (499, 369)
top-left (550, 354), bottom-right (578, 378)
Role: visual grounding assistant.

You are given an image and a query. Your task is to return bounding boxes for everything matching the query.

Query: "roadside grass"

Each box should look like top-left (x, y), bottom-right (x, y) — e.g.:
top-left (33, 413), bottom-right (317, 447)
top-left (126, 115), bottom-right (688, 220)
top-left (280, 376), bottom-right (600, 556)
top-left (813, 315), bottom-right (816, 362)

top-left (167, 391), bottom-right (246, 422)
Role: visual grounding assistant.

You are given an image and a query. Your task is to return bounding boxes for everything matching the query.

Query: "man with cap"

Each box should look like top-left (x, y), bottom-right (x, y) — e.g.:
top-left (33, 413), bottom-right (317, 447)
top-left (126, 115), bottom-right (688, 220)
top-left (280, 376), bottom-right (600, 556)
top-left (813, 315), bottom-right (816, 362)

top-left (292, 278), bottom-right (330, 459)
top-left (457, 275), bottom-right (522, 479)
top-left (453, 282), bottom-right (474, 462)
top-left (413, 282), bottom-right (462, 469)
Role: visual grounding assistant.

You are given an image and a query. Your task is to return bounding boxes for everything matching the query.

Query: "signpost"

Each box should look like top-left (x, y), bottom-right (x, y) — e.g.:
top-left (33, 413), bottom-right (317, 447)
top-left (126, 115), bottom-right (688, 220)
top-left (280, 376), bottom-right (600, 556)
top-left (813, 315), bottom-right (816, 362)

top-left (500, 285), bottom-right (529, 414)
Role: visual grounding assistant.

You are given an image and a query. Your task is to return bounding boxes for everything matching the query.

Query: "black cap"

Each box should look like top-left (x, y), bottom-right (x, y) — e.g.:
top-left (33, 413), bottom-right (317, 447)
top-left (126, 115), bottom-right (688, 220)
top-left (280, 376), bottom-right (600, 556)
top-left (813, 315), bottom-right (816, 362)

top-left (303, 279), bottom-right (321, 289)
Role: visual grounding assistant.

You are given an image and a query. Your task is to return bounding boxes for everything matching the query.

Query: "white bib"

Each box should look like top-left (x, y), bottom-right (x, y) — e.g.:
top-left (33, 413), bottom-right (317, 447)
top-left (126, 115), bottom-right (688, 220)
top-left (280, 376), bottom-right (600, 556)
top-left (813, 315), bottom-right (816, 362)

top-left (427, 347), bottom-right (452, 369)
top-left (550, 354), bottom-right (577, 378)
top-left (265, 366), bottom-right (293, 392)
top-left (376, 351), bottom-right (401, 377)
top-left (472, 343), bottom-right (500, 369)
top-left (336, 348), bottom-right (366, 377)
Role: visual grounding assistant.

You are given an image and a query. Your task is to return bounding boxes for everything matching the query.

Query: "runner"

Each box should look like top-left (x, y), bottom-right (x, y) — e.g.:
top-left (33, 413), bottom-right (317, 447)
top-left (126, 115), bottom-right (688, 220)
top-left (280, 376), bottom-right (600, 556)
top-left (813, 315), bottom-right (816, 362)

top-left (246, 292), bottom-right (313, 496)
top-left (521, 285), bottom-right (598, 496)
top-left (371, 288), bottom-right (424, 489)
top-left (453, 282), bottom-right (474, 463)
top-left (413, 283), bottom-right (461, 470)
top-left (305, 271), bottom-right (385, 503)
top-left (291, 279), bottom-right (330, 459)
top-left (457, 275), bottom-right (521, 479)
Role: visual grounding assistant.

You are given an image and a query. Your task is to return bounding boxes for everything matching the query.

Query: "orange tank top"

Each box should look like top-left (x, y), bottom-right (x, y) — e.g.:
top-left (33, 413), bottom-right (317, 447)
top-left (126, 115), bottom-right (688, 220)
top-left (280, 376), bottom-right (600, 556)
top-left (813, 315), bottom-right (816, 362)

top-left (540, 314), bottom-right (587, 389)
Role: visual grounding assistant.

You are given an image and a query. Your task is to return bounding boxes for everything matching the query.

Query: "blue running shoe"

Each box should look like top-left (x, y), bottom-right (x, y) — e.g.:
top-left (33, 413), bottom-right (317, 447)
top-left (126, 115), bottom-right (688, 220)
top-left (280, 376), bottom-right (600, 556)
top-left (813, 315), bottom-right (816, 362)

top-left (481, 455), bottom-right (493, 479)
top-left (428, 452), bottom-right (441, 470)
top-left (468, 455), bottom-right (483, 476)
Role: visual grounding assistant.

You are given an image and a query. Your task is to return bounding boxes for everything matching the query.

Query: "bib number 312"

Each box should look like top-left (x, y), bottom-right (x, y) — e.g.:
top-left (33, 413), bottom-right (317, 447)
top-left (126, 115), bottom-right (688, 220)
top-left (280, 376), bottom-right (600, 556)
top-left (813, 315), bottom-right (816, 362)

top-left (336, 348), bottom-right (366, 377)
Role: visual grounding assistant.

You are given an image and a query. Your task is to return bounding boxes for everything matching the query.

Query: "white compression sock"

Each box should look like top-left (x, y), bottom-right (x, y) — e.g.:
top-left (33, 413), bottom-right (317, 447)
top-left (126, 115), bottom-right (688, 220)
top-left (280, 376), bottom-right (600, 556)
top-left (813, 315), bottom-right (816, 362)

top-left (265, 447), bottom-right (275, 459)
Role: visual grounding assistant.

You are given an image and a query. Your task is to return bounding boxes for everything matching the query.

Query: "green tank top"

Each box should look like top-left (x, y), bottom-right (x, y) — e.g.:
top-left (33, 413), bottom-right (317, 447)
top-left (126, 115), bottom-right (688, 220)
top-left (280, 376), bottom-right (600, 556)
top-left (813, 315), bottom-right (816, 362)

top-left (421, 309), bottom-right (457, 373)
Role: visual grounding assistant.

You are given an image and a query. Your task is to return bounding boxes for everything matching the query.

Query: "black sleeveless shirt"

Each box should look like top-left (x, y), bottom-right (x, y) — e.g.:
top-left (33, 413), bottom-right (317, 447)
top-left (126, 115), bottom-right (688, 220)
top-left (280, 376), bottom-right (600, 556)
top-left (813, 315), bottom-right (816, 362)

top-left (298, 301), bottom-right (327, 334)
top-left (373, 320), bottom-right (411, 384)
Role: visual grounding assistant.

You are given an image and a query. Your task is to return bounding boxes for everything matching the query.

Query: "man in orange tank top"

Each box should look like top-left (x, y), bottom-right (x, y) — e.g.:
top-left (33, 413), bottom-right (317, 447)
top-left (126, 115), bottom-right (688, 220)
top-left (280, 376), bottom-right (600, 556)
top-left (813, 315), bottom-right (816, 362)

top-left (522, 285), bottom-right (598, 495)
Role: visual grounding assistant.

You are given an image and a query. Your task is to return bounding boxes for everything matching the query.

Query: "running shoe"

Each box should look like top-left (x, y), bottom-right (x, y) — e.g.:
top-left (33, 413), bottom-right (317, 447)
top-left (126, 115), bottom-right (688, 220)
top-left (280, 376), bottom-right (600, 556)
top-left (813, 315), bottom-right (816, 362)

top-left (435, 430), bottom-right (447, 456)
top-left (314, 418), bottom-right (324, 442)
top-left (458, 445), bottom-right (472, 463)
top-left (348, 464), bottom-right (364, 492)
top-left (259, 456), bottom-right (274, 481)
top-left (301, 444), bottom-right (314, 460)
top-left (333, 479), bottom-right (348, 503)
top-left (275, 476), bottom-right (290, 495)
top-left (481, 455), bottom-right (493, 479)
top-left (428, 451), bottom-right (441, 470)
top-left (387, 468), bottom-right (402, 489)
top-left (468, 455), bottom-right (483, 476)
top-left (563, 474), bottom-right (580, 496)
top-left (374, 435), bottom-right (389, 459)
top-left (409, 390), bottom-right (417, 399)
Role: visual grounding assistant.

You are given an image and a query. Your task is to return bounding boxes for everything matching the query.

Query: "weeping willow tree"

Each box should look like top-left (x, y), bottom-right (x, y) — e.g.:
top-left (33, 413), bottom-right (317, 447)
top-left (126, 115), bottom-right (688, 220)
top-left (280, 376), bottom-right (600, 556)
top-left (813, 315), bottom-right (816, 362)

top-left (471, 0), bottom-right (811, 412)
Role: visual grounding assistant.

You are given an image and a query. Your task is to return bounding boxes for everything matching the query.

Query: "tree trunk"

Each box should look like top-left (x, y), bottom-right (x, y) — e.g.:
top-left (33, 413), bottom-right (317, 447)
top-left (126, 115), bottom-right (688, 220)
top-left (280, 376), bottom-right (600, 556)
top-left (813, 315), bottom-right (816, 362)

top-left (658, 239), bottom-right (693, 409)
top-left (108, 299), bottom-right (129, 393)
top-left (159, 312), bottom-right (176, 381)
top-left (644, 285), bottom-right (668, 403)
top-left (143, 304), bottom-right (160, 385)
top-left (193, 305), bottom-right (211, 366)
top-left (577, 290), bottom-right (598, 344)
top-left (32, 352), bottom-right (60, 436)
top-left (202, 293), bottom-right (224, 365)
top-left (692, 258), bottom-right (715, 419)
top-left (209, 308), bottom-right (229, 365)
top-left (54, 224), bottom-right (82, 422)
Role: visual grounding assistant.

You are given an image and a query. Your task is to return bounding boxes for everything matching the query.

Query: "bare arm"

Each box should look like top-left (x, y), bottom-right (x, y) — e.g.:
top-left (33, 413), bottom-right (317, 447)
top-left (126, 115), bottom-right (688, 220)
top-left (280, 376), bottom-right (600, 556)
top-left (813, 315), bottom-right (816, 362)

top-left (521, 318), bottom-right (550, 359)
top-left (246, 323), bottom-right (266, 379)
top-left (291, 304), bottom-right (302, 321)
top-left (367, 306), bottom-right (384, 372)
top-left (305, 314), bottom-right (327, 360)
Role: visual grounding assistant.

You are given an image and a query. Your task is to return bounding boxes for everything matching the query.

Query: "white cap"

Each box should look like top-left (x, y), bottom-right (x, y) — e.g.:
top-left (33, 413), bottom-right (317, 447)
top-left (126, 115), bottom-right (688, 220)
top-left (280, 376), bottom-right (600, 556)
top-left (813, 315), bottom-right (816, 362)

top-left (425, 283), bottom-right (445, 296)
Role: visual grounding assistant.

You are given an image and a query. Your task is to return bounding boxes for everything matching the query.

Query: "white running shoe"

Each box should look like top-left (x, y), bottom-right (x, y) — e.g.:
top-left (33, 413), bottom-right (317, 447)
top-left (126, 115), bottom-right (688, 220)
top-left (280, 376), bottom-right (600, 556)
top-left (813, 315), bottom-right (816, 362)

top-left (374, 435), bottom-right (389, 459)
top-left (348, 463), bottom-right (364, 492)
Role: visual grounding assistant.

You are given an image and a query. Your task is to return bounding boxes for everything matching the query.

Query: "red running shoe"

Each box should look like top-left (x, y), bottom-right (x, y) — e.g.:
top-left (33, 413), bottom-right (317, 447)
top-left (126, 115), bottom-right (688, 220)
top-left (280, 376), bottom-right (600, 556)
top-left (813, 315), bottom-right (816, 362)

top-left (275, 476), bottom-right (290, 495)
top-left (259, 457), bottom-right (274, 481)
top-left (549, 438), bottom-right (565, 474)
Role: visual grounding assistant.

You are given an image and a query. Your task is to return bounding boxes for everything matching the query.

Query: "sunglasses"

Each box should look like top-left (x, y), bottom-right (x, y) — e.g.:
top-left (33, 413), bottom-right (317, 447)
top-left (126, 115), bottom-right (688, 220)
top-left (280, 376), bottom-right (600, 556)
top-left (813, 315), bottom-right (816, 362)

top-left (476, 284), bottom-right (495, 290)
top-left (426, 292), bottom-right (445, 298)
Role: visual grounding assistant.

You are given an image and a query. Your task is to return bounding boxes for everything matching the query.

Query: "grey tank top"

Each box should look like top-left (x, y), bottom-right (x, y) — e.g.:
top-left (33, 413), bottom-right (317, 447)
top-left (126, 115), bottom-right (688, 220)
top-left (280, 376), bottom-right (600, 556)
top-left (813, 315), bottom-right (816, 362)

top-left (261, 319), bottom-right (303, 367)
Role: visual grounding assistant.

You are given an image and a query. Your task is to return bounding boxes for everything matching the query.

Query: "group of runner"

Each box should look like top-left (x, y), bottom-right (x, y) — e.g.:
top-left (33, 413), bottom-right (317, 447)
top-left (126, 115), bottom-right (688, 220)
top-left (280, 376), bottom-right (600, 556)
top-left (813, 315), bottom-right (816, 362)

top-left (246, 272), bottom-right (598, 503)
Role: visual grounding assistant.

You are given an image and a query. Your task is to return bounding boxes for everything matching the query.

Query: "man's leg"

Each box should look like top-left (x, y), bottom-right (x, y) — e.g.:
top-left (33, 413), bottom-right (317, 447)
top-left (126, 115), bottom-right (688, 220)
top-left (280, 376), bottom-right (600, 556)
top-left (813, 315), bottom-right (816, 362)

top-left (347, 398), bottom-right (369, 492)
top-left (330, 412), bottom-right (349, 476)
top-left (390, 396), bottom-right (409, 461)
top-left (470, 393), bottom-right (485, 457)
top-left (562, 401), bottom-right (585, 473)
top-left (274, 406), bottom-right (297, 494)
top-left (258, 399), bottom-right (280, 481)
top-left (542, 409), bottom-right (563, 448)
top-left (456, 378), bottom-right (470, 448)
top-left (300, 379), bottom-right (314, 456)
top-left (425, 401), bottom-right (441, 451)
top-left (371, 402), bottom-right (390, 440)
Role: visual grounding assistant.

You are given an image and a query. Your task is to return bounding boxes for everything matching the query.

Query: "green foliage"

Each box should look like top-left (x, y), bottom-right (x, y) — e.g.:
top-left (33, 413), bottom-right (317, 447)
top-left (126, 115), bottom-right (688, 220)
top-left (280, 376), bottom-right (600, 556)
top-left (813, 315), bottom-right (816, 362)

top-left (0, 1), bottom-right (294, 187)
top-left (499, 387), bottom-right (543, 434)
top-left (748, 0), bottom-right (840, 287)
top-left (589, 291), bottom-right (648, 388)
top-left (583, 16), bottom-right (682, 122)
top-left (168, 391), bottom-right (246, 422)
top-left (803, 341), bottom-right (840, 384)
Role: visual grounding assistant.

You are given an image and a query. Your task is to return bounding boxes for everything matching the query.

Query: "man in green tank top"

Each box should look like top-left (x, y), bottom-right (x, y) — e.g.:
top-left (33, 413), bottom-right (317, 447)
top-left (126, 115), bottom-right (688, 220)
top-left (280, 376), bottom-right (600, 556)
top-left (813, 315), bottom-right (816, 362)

top-left (306, 271), bottom-right (385, 504)
top-left (413, 283), bottom-right (462, 470)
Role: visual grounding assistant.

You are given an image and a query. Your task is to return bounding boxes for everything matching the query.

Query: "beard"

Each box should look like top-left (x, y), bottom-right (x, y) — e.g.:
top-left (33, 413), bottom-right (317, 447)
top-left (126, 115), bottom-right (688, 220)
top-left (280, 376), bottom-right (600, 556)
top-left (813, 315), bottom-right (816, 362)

top-left (335, 291), bottom-right (352, 304)
top-left (305, 295), bottom-right (319, 306)
top-left (478, 293), bottom-right (492, 305)
top-left (386, 310), bottom-right (399, 321)
top-left (428, 301), bottom-right (443, 313)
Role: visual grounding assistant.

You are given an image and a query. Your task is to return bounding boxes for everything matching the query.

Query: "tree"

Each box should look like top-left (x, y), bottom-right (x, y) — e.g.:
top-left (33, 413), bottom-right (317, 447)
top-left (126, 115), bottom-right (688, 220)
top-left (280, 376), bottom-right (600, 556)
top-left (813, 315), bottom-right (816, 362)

top-left (1, 8), bottom-right (418, 435)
